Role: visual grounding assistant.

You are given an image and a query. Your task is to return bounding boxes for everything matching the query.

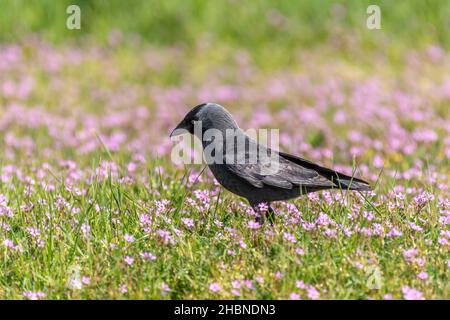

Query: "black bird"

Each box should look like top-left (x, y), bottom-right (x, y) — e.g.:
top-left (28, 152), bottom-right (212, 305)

top-left (170, 103), bottom-right (371, 224)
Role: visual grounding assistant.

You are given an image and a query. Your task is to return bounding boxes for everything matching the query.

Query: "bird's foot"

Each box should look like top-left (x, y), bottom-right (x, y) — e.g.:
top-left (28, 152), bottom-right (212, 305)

top-left (252, 204), bottom-right (275, 226)
top-left (255, 214), bottom-right (265, 225)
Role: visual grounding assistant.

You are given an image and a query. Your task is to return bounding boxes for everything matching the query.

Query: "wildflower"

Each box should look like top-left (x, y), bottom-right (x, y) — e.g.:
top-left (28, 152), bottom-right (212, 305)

top-left (70, 279), bottom-right (83, 290)
top-left (231, 289), bottom-right (241, 296)
top-left (283, 232), bottom-right (297, 243)
top-left (243, 280), bottom-right (254, 290)
top-left (0, 194), bottom-right (13, 217)
top-left (324, 228), bottom-right (337, 237)
top-left (402, 286), bottom-right (425, 300)
top-left (157, 229), bottom-right (175, 245)
top-left (23, 291), bottom-right (45, 300)
top-left (127, 162), bottom-right (137, 172)
top-left (316, 212), bottom-right (332, 226)
top-left (402, 248), bottom-right (418, 263)
top-left (239, 240), bottom-right (247, 249)
top-left (417, 272), bottom-right (428, 280)
top-left (247, 220), bottom-right (260, 229)
top-left (257, 202), bottom-right (268, 213)
top-left (231, 280), bottom-right (241, 289)
top-left (81, 223), bottom-right (91, 239)
top-left (209, 282), bottom-right (222, 292)
top-left (119, 284), bottom-right (128, 293)
top-left (181, 217), bottom-right (195, 229)
top-left (307, 286), bottom-right (320, 299)
top-left (140, 251), bottom-right (156, 261)
top-left (387, 228), bottom-right (402, 237)
top-left (124, 255), bottom-right (134, 266)
top-left (161, 282), bottom-right (171, 292)
top-left (290, 292), bottom-right (301, 300)
top-left (124, 234), bottom-right (135, 243)
top-left (82, 276), bottom-right (91, 285)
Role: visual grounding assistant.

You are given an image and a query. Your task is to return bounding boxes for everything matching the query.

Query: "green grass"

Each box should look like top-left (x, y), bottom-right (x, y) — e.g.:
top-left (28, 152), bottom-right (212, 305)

top-left (1, 0), bottom-right (449, 63)
top-left (0, 163), bottom-right (447, 299)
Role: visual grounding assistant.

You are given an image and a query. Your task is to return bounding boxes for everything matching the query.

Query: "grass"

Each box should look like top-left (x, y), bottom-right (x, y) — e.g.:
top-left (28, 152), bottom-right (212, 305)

top-left (0, 163), bottom-right (447, 299)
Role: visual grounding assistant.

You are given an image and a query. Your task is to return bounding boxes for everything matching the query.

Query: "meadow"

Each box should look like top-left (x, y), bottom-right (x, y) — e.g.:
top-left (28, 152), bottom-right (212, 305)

top-left (0, 1), bottom-right (449, 299)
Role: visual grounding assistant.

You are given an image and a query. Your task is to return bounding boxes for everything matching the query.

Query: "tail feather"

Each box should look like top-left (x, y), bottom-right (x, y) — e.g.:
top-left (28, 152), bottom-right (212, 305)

top-left (279, 152), bottom-right (372, 191)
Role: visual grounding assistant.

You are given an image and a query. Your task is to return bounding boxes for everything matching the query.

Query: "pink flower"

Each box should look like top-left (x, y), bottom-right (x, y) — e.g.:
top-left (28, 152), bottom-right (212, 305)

top-left (119, 284), bottom-right (128, 293)
top-left (402, 248), bottom-right (418, 262)
top-left (307, 286), bottom-right (320, 300)
top-left (248, 220), bottom-right (261, 229)
top-left (255, 276), bottom-right (264, 284)
top-left (283, 232), bottom-right (297, 243)
top-left (290, 292), bottom-right (301, 300)
top-left (124, 234), bottom-right (135, 243)
top-left (417, 272), bottom-right (428, 280)
top-left (232, 280), bottom-right (241, 289)
top-left (209, 282), bottom-right (222, 292)
top-left (140, 251), bottom-right (156, 261)
top-left (82, 276), bottom-right (91, 285)
top-left (231, 289), bottom-right (241, 296)
top-left (257, 202), bottom-right (268, 212)
top-left (124, 255), bottom-right (134, 265)
top-left (243, 280), bottom-right (254, 290)
top-left (161, 282), bottom-right (171, 292)
top-left (402, 286), bottom-right (425, 300)
top-left (181, 217), bottom-right (195, 229)
top-left (23, 291), bottom-right (45, 300)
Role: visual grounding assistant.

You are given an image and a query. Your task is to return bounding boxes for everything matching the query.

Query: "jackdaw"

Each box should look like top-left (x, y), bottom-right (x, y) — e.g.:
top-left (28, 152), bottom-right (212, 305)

top-left (170, 103), bottom-right (371, 223)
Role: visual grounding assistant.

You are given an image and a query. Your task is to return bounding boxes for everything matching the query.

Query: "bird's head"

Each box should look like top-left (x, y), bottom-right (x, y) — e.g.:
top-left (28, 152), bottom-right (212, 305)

top-left (170, 103), bottom-right (238, 138)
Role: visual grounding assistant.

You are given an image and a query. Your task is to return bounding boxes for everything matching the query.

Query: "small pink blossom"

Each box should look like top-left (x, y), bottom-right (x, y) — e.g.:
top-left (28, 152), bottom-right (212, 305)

top-left (124, 234), bottom-right (135, 243)
top-left (290, 292), bottom-right (301, 300)
top-left (247, 220), bottom-right (261, 229)
top-left (119, 284), bottom-right (128, 293)
top-left (307, 286), bottom-right (320, 300)
top-left (140, 251), bottom-right (157, 261)
top-left (161, 282), bottom-right (171, 292)
top-left (181, 217), bottom-right (195, 229)
top-left (82, 276), bottom-right (91, 285)
top-left (209, 282), bottom-right (222, 292)
top-left (402, 286), bottom-right (425, 300)
top-left (417, 272), bottom-right (428, 280)
top-left (124, 255), bottom-right (134, 265)
top-left (23, 291), bottom-right (45, 300)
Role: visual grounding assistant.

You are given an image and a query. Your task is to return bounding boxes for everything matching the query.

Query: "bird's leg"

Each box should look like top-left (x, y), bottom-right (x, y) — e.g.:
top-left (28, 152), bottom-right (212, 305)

top-left (251, 203), bottom-right (265, 225)
top-left (266, 206), bottom-right (275, 225)
top-left (251, 202), bottom-right (275, 225)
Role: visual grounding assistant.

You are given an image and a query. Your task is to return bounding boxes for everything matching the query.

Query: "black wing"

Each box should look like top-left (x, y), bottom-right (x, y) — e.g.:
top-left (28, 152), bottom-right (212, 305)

top-left (223, 149), bottom-right (335, 190)
top-left (279, 152), bottom-right (371, 191)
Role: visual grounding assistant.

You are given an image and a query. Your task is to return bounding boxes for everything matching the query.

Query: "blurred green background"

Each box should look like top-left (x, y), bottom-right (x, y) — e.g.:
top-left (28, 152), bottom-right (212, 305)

top-left (1, 0), bottom-right (448, 56)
